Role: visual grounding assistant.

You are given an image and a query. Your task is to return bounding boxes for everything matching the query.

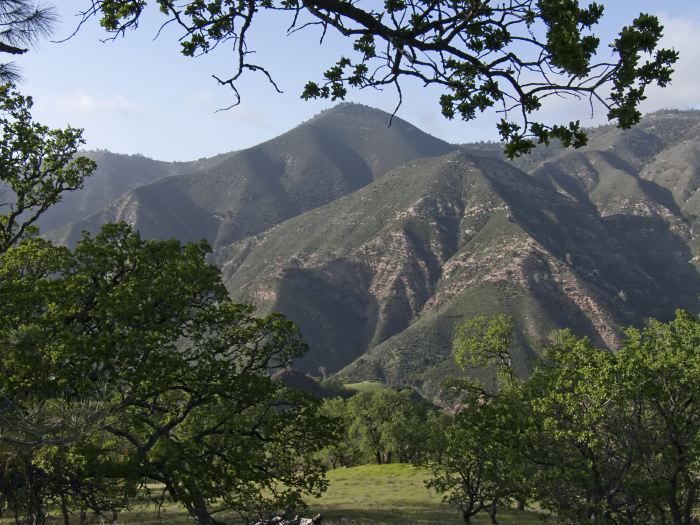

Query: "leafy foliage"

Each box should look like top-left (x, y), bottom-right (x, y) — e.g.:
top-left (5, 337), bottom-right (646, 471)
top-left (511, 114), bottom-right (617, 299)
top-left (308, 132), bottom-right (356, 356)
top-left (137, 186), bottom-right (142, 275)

top-left (82, 0), bottom-right (677, 157)
top-left (522, 331), bottom-right (642, 523)
top-left (318, 388), bottom-right (430, 468)
top-left (431, 311), bottom-right (700, 525)
top-left (0, 83), bottom-right (96, 254)
top-left (0, 74), bottom-right (336, 523)
top-left (422, 399), bottom-right (527, 525)
top-left (453, 313), bottom-right (514, 391)
top-left (0, 224), bottom-right (337, 524)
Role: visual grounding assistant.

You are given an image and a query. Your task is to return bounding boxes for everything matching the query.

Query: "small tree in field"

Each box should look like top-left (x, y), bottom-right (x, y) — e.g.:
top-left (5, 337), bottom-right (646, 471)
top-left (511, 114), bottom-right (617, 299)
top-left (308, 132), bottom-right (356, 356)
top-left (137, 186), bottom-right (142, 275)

top-left (346, 388), bottom-right (426, 465)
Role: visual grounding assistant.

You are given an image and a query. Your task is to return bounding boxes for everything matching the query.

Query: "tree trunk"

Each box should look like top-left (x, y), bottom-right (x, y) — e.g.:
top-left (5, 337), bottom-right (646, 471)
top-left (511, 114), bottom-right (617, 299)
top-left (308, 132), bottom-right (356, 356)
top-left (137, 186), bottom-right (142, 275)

top-left (683, 485), bottom-right (696, 525)
top-left (60, 494), bottom-right (70, 525)
top-left (516, 499), bottom-right (525, 511)
top-left (461, 510), bottom-right (472, 525)
top-left (488, 499), bottom-right (498, 525)
top-left (25, 467), bottom-right (46, 525)
top-left (669, 496), bottom-right (683, 525)
top-left (461, 501), bottom-right (478, 525)
top-left (376, 451), bottom-right (382, 465)
top-left (187, 494), bottom-right (227, 525)
top-left (191, 494), bottom-right (217, 525)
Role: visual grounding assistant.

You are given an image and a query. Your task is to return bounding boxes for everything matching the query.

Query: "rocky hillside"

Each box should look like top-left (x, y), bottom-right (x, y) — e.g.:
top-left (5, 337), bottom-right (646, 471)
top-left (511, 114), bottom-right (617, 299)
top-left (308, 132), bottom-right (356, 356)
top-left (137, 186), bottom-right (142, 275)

top-left (41, 105), bottom-right (700, 400)
top-left (218, 147), bottom-right (699, 396)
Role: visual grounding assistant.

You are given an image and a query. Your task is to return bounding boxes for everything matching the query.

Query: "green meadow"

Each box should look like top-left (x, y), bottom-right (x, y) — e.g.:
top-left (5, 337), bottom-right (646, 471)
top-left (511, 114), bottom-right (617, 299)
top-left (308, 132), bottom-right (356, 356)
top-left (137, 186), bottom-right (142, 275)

top-left (305, 464), bottom-right (549, 525)
top-left (87, 464), bottom-right (547, 525)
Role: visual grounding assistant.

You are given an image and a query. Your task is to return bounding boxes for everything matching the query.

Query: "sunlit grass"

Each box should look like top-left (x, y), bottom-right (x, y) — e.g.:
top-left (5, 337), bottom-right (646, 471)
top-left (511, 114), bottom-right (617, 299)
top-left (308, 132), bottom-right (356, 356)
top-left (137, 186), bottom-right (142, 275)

top-left (305, 464), bottom-right (550, 524)
top-left (20, 464), bottom-right (551, 524)
top-left (343, 381), bottom-right (386, 393)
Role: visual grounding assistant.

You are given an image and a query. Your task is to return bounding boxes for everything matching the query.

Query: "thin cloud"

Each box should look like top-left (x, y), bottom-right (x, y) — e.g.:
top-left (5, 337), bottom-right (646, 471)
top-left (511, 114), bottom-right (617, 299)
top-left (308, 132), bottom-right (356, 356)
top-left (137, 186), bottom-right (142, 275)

top-left (641, 13), bottom-right (700, 112)
top-left (185, 89), bottom-right (270, 129)
top-left (54, 92), bottom-right (140, 118)
top-left (218, 104), bottom-right (270, 129)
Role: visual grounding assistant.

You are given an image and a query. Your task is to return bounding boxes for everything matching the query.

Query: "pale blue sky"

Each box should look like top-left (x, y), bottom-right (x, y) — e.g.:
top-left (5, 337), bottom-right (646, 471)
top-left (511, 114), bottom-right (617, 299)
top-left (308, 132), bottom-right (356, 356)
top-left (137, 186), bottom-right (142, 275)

top-left (16, 1), bottom-right (700, 161)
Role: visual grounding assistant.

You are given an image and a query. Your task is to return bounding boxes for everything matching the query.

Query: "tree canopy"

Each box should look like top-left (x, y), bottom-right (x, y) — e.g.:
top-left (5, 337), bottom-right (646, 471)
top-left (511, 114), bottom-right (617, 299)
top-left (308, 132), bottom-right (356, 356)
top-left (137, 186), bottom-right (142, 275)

top-left (81, 0), bottom-right (678, 156)
top-left (428, 311), bottom-right (700, 525)
top-left (0, 64), bottom-right (334, 524)
top-left (0, 224), bottom-right (336, 524)
top-left (0, 83), bottom-right (95, 254)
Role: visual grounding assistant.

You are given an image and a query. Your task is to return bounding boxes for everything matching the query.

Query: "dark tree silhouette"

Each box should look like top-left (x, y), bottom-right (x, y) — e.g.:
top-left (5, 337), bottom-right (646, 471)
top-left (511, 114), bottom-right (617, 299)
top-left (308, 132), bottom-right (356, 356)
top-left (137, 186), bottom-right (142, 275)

top-left (0, 1), bottom-right (57, 81)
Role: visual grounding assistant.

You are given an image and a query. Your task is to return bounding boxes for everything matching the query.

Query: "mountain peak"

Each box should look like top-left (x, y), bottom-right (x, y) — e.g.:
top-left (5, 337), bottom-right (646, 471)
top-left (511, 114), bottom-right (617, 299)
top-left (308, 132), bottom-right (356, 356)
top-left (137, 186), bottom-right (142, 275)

top-left (308, 102), bottom-right (432, 135)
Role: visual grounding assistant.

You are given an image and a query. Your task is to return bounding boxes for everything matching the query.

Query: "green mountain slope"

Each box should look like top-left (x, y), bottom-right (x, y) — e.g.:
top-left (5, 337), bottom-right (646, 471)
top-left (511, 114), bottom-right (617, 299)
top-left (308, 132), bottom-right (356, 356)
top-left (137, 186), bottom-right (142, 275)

top-left (219, 148), bottom-right (699, 394)
top-left (46, 104), bottom-right (453, 248)
top-left (37, 150), bottom-right (238, 233)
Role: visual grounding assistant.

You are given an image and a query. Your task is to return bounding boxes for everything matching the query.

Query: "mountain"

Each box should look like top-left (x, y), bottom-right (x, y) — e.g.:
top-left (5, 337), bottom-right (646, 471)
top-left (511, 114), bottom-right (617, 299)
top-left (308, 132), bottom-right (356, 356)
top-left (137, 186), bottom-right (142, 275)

top-left (522, 110), bottom-right (700, 256)
top-left (218, 144), bottom-right (699, 394)
top-left (37, 150), bottom-right (237, 233)
top-left (45, 104), bottom-right (453, 247)
top-left (41, 104), bottom-right (700, 401)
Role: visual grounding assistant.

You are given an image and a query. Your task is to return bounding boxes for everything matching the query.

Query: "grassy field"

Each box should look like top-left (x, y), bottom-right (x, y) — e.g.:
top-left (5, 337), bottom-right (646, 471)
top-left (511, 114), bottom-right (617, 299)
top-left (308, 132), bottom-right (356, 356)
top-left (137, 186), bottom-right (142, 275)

top-left (305, 464), bottom-right (549, 525)
top-left (11, 464), bottom-right (549, 524)
top-left (343, 381), bottom-right (387, 394)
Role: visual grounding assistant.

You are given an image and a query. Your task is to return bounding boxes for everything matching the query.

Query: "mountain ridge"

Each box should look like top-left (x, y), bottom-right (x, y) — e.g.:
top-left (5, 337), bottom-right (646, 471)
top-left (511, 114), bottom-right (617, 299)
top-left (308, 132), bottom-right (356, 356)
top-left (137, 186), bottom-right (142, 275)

top-left (39, 104), bottom-right (700, 401)
top-left (218, 146), bottom-right (698, 395)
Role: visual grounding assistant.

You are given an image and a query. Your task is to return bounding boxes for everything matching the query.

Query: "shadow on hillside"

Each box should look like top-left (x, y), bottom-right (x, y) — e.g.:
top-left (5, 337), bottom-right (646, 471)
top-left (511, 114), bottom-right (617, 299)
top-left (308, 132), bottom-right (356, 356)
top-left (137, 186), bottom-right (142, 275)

top-left (472, 155), bottom-right (700, 341)
top-left (521, 254), bottom-right (613, 349)
top-left (596, 149), bottom-right (681, 214)
top-left (273, 260), bottom-right (380, 374)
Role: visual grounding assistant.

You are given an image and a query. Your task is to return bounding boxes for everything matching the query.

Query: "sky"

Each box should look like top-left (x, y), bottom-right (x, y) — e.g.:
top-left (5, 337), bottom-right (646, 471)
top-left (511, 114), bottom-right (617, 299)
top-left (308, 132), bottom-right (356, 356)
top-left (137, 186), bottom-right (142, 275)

top-left (14, 1), bottom-right (700, 162)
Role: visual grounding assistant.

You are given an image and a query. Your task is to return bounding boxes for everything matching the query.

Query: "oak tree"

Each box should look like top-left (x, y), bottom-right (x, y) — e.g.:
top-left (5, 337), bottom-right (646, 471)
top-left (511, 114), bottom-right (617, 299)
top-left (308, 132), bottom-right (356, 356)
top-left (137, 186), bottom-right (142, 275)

top-left (0, 224), bottom-right (336, 524)
top-left (82, 0), bottom-right (678, 156)
top-left (0, 83), bottom-right (96, 255)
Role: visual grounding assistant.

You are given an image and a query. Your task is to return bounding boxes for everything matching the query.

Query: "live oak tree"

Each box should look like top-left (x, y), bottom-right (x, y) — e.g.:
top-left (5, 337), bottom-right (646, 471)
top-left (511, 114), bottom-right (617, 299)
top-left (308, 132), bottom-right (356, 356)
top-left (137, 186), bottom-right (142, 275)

top-left (317, 397), bottom-right (363, 469)
top-left (317, 388), bottom-right (429, 469)
top-left (0, 83), bottom-right (96, 255)
top-left (425, 314), bottom-right (528, 525)
top-left (0, 4), bottom-right (89, 254)
top-left (423, 392), bottom-right (528, 525)
top-left (0, 82), bottom-right (100, 525)
top-left (0, 27), bottom-right (334, 521)
top-left (522, 331), bottom-right (644, 524)
top-left (0, 83), bottom-right (336, 521)
top-left (521, 318), bottom-right (700, 525)
top-left (346, 388), bottom-right (425, 465)
top-left (0, 224), bottom-right (336, 524)
top-left (82, 0), bottom-right (677, 156)
top-left (453, 313), bottom-right (515, 392)
top-left (617, 312), bottom-right (700, 525)
top-left (431, 311), bottom-right (700, 525)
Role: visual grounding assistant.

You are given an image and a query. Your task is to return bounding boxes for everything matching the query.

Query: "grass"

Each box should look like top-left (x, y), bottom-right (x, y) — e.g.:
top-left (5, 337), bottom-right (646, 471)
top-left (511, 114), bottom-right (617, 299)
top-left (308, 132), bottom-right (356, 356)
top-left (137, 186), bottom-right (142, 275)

top-left (343, 381), bottom-right (387, 393)
top-left (16, 464), bottom-right (551, 524)
top-left (305, 464), bottom-right (551, 525)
